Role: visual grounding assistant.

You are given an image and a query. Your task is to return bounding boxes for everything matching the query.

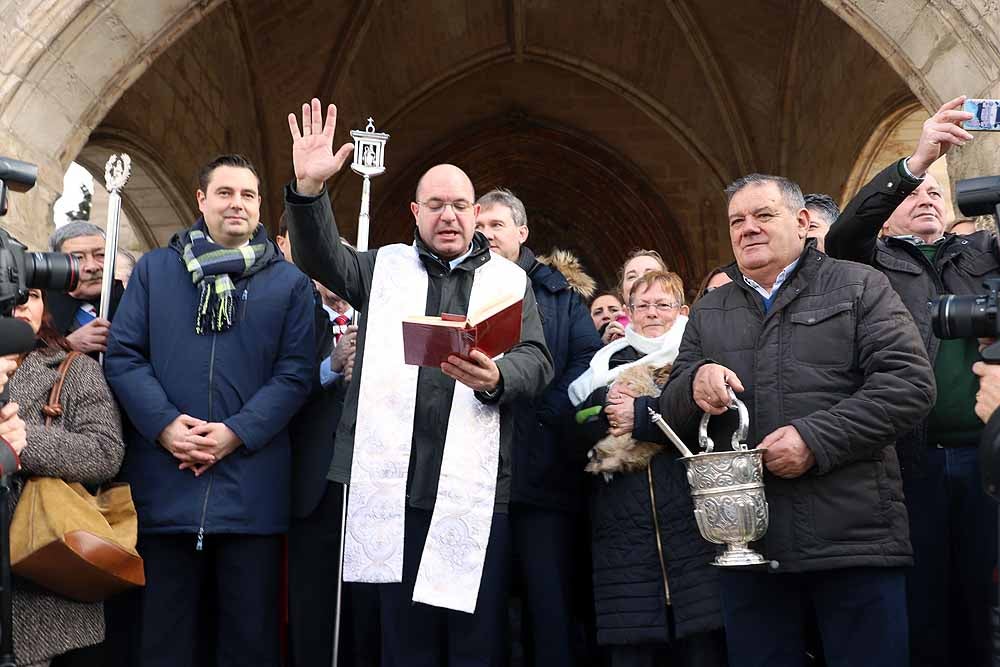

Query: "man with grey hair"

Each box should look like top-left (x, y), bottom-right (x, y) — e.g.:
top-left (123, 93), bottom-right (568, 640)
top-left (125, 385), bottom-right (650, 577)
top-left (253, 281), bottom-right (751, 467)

top-left (476, 187), bottom-right (601, 667)
top-left (825, 96), bottom-right (995, 667)
top-left (803, 193), bottom-right (839, 253)
top-left (659, 173), bottom-right (934, 666)
top-left (47, 220), bottom-right (124, 355)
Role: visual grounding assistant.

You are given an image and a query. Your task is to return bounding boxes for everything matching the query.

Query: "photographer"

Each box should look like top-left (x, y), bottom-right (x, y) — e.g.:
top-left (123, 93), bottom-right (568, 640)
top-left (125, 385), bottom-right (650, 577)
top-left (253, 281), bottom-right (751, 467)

top-left (825, 95), bottom-right (995, 666)
top-left (46, 222), bottom-right (124, 356)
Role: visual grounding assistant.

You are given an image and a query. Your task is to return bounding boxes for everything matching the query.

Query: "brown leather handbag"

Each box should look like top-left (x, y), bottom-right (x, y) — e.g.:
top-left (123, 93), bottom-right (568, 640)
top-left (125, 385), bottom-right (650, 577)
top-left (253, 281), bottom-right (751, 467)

top-left (9, 351), bottom-right (145, 602)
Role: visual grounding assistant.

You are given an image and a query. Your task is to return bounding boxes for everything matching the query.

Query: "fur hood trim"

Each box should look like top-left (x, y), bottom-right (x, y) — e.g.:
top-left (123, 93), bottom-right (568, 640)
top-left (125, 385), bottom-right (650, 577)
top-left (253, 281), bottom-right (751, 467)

top-left (538, 248), bottom-right (597, 299)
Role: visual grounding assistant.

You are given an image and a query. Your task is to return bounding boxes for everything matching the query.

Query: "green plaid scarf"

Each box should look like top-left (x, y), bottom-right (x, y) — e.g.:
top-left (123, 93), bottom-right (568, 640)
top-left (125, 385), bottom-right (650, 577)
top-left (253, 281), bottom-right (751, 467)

top-left (181, 219), bottom-right (275, 335)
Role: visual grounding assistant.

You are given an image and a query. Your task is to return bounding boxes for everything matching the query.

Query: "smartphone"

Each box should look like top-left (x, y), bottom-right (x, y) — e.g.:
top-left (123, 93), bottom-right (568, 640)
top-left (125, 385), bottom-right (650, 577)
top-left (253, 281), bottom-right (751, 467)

top-left (614, 313), bottom-right (631, 327)
top-left (962, 98), bottom-right (1000, 131)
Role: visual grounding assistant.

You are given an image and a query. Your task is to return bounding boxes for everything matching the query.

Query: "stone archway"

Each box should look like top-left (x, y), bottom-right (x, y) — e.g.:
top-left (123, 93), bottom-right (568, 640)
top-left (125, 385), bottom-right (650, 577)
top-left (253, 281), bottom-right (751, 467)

top-left (3, 0), bottom-right (1000, 271)
top-left (1, 1), bottom-right (223, 247)
top-left (367, 115), bottom-right (694, 289)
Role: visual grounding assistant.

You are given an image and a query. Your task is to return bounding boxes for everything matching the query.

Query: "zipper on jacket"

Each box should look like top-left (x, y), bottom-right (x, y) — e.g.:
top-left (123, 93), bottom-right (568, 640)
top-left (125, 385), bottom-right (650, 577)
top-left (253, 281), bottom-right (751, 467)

top-left (646, 464), bottom-right (671, 606)
top-left (196, 334), bottom-right (218, 551)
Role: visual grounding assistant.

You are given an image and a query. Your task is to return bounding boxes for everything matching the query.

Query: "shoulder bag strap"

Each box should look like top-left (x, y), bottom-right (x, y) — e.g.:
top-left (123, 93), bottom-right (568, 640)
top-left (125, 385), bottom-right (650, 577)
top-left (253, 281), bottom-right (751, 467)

top-left (42, 351), bottom-right (82, 428)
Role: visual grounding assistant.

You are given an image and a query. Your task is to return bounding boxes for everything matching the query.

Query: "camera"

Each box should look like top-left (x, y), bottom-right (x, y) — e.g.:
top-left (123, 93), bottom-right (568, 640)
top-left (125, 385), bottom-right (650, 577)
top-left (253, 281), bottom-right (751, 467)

top-left (0, 228), bottom-right (79, 317)
top-left (931, 278), bottom-right (1000, 344)
top-left (0, 155), bottom-right (79, 317)
top-left (930, 176), bottom-right (1000, 355)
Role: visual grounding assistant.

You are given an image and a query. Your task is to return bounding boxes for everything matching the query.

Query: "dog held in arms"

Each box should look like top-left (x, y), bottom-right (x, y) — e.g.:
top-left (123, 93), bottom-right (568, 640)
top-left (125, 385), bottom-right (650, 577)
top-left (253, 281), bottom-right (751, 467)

top-left (586, 364), bottom-right (671, 475)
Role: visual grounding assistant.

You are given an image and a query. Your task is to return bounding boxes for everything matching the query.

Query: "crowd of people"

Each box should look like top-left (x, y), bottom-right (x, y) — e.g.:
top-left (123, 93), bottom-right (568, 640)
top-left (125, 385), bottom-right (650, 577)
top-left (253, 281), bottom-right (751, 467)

top-left (0, 93), bottom-right (996, 667)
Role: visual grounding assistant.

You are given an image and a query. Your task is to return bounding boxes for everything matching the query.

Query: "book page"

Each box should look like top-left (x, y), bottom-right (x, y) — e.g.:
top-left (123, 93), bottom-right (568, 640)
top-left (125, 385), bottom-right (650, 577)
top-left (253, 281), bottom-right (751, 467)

top-left (468, 291), bottom-right (522, 326)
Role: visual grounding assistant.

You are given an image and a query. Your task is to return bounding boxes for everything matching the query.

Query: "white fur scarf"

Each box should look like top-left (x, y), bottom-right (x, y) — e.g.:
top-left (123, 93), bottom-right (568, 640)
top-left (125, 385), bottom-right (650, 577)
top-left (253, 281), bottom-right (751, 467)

top-left (568, 316), bottom-right (688, 406)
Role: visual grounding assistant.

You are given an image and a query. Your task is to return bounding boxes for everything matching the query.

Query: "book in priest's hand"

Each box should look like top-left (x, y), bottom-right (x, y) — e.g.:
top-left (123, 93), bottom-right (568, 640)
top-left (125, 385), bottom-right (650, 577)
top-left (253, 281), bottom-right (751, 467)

top-left (401, 292), bottom-right (523, 367)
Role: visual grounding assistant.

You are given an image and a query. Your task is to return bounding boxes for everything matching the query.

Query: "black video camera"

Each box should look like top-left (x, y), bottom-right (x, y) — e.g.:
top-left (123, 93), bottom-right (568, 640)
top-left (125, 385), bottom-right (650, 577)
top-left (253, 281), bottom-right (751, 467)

top-left (0, 155), bottom-right (79, 318)
top-left (930, 176), bottom-right (1000, 500)
top-left (930, 176), bottom-right (1000, 358)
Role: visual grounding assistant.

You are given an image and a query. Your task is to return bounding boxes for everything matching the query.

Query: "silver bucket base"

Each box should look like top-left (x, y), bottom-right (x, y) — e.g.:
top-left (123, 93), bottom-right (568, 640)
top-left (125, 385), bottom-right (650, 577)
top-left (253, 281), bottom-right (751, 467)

top-left (712, 544), bottom-right (768, 567)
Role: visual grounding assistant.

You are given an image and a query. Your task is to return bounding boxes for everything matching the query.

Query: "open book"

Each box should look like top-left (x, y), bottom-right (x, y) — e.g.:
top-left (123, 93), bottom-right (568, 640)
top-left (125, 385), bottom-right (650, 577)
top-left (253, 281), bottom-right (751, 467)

top-left (402, 292), bottom-right (523, 367)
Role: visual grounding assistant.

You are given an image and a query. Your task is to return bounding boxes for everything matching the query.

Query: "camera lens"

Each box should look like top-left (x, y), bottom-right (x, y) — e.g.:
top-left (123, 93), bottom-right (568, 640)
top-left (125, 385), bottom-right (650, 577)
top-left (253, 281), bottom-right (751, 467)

top-left (931, 294), bottom-right (995, 339)
top-left (24, 252), bottom-right (79, 292)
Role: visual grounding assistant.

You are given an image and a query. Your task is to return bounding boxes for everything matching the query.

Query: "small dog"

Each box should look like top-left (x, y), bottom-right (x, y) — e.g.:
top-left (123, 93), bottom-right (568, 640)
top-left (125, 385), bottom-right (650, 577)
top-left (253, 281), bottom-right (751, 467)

top-left (586, 363), bottom-right (669, 475)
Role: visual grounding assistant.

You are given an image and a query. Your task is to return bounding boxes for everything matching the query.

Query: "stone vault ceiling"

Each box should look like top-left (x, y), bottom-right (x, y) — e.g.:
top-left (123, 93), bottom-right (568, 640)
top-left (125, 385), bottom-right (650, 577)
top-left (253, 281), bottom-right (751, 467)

top-left (92, 0), bottom-right (916, 289)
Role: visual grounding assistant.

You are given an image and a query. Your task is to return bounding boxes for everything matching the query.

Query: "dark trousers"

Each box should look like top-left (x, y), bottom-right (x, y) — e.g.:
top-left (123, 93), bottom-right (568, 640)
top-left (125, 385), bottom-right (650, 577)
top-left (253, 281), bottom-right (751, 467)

top-left (135, 533), bottom-right (282, 667)
top-left (607, 629), bottom-right (727, 667)
top-left (903, 444), bottom-right (997, 667)
top-left (719, 567), bottom-right (908, 667)
top-left (509, 503), bottom-right (581, 667)
top-left (288, 481), bottom-right (380, 667)
top-left (379, 508), bottom-right (511, 667)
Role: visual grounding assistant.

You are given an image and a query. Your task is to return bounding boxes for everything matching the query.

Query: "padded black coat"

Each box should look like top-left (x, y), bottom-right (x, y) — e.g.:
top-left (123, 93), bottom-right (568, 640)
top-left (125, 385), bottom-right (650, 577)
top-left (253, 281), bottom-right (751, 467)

top-left (660, 243), bottom-right (936, 572)
top-left (579, 345), bottom-right (722, 645)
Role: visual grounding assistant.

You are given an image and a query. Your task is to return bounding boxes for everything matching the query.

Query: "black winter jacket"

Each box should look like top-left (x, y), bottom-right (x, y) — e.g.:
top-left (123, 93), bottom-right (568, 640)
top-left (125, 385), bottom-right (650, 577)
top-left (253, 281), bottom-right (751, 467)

top-left (511, 247), bottom-right (602, 512)
top-left (661, 243), bottom-right (936, 572)
top-left (579, 345), bottom-right (721, 645)
top-left (284, 185), bottom-right (553, 512)
top-left (289, 291), bottom-right (347, 519)
top-left (825, 160), bottom-right (1000, 466)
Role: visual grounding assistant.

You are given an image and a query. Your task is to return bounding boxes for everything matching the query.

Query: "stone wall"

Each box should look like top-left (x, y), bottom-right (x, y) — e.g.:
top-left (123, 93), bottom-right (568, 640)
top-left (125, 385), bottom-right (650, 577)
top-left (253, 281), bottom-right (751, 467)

top-left (2, 0), bottom-right (1000, 277)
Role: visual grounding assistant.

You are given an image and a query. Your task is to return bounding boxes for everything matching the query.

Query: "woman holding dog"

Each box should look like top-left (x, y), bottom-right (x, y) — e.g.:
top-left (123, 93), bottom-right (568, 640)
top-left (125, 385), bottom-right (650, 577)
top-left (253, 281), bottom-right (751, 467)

top-left (569, 270), bottom-right (726, 667)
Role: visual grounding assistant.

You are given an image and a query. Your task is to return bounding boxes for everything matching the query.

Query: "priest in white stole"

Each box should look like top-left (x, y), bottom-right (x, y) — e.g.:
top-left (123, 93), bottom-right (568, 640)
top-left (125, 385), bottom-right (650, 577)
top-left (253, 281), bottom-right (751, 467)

top-left (283, 99), bottom-right (553, 666)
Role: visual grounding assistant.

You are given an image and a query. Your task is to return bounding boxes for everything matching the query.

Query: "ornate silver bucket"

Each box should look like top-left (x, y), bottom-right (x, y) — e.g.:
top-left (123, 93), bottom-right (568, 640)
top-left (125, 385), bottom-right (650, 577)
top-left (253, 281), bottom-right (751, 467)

top-left (682, 392), bottom-right (769, 567)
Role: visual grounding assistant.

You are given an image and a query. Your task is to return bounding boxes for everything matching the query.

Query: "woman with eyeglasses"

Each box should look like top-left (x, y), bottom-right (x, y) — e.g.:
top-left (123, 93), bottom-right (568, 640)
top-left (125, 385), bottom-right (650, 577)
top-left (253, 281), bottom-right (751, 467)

top-left (569, 271), bottom-right (726, 667)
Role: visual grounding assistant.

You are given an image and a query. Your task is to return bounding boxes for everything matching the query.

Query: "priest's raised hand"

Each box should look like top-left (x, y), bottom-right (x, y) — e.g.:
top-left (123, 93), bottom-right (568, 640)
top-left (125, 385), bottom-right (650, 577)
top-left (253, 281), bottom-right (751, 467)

top-left (287, 97), bottom-right (355, 196)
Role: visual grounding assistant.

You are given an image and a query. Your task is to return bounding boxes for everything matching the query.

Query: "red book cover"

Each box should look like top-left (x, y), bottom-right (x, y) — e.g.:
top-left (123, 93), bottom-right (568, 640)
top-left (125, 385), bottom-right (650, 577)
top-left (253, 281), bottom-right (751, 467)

top-left (402, 295), bottom-right (523, 367)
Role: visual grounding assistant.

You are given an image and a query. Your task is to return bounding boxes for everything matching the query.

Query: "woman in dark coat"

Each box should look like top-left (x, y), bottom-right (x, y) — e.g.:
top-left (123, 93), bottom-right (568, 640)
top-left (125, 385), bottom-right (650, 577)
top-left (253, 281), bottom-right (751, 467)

top-left (5, 287), bottom-right (125, 666)
top-left (569, 271), bottom-right (726, 667)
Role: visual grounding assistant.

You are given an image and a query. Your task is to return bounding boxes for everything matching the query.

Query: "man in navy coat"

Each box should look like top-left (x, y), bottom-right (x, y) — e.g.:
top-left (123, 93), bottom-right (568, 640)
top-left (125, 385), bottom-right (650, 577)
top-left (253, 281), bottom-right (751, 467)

top-left (105, 154), bottom-right (315, 667)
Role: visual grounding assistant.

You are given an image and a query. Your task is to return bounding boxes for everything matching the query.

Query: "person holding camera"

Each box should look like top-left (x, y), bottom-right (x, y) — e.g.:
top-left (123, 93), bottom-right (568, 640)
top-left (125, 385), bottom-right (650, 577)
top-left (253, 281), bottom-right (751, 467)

top-left (825, 95), bottom-right (996, 666)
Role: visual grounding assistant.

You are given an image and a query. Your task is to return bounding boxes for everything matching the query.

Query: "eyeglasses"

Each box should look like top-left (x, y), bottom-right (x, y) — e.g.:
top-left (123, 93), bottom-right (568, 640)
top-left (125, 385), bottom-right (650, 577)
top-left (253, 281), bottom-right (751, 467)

top-left (630, 302), bottom-right (681, 313)
top-left (416, 199), bottom-right (474, 214)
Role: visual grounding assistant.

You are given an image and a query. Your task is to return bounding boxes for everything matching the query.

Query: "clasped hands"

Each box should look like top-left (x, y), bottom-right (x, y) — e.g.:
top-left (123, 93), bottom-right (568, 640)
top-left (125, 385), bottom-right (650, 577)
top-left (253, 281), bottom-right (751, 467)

top-left (694, 363), bottom-right (814, 479)
top-left (159, 415), bottom-right (242, 477)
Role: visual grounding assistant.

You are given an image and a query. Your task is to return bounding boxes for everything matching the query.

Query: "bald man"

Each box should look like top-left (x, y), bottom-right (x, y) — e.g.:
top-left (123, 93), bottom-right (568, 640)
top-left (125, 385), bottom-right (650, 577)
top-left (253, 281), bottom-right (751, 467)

top-left (283, 99), bottom-right (552, 666)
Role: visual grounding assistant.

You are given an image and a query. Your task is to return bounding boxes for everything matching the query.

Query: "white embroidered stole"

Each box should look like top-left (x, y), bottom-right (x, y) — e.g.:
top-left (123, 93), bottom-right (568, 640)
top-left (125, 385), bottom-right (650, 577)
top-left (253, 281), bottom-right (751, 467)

top-left (344, 243), bottom-right (526, 613)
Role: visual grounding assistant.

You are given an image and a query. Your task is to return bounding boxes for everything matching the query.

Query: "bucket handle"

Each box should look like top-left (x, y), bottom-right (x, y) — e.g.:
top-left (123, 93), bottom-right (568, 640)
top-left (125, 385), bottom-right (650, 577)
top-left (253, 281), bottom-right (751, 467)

top-left (698, 386), bottom-right (749, 453)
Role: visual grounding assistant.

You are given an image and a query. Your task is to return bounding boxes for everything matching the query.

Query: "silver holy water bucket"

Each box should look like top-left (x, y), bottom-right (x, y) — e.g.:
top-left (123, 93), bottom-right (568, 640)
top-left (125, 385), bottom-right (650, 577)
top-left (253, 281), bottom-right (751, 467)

top-left (682, 392), bottom-right (770, 567)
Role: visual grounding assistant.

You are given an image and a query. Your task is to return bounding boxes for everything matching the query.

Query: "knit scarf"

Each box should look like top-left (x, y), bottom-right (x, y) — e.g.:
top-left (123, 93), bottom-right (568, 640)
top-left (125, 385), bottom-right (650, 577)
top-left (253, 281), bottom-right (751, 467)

top-left (567, 316), bottom-right (688, 406)
top-left (181, 219), bottom-right (274, 335)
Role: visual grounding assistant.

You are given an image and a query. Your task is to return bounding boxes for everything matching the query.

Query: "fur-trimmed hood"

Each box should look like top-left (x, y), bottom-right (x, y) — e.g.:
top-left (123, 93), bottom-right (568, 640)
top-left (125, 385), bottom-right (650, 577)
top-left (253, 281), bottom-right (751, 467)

top-left (537, 248), bottom-right (597, 299)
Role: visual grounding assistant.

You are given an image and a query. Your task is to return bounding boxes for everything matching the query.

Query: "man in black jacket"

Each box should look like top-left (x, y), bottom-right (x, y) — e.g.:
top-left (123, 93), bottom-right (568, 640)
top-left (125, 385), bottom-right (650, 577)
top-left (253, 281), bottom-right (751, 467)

top-left (825, 96), bottom-right (996, 667)
top-left (662, 173), bottom-right (935, 667)
top-left (283, 99), bottom-right (553, 667)
top-left (476, 188), bottom-right (602, 667)
top-left (276, 222), bottom-right (378, 667)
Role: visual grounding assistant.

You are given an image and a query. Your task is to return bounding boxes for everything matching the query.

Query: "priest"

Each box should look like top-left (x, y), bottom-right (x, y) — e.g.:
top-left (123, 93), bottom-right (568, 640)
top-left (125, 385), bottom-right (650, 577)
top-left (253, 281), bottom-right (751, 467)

top-left (283, 98), bottom-right (552, 667)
